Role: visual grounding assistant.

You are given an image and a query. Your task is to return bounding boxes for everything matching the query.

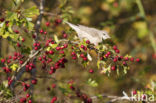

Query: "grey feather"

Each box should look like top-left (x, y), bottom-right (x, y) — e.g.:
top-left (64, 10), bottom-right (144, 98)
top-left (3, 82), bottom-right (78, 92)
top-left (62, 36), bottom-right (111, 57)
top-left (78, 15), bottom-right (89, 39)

top-left (66, 22), bottom-right (110, 45)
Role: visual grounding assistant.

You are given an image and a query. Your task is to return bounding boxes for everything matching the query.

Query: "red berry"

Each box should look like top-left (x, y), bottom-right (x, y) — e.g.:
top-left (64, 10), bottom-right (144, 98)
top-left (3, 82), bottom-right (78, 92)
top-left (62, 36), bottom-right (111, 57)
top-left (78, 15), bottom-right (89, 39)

top-left (33, 43), bottom-right (37, 46)
top-left (48, 58), bottom-right (52, 62)
top-left (71, 52), bottom-right (76, 56)
top-left (38, 57), bottom-right (42, 61)
top-left (49, 50), bottom-right (54, 54)
top-left (14, 30), bottom-right (19, 34)
top-left (100, 57), bottom-right (104, 60)
top-left (136, 58), bottom-right (140, 62)
top-left (44, 31), bottom-right (47, 35)
top-left (142, 95), bottom-right (146, 100)
top-left (34, 47), bottom-right (38, 50)
top-left (40, 29), bottom-right (44, 34)
top-left (26, 93), bottom-right (30, 98)
top-left (63, 33), bottom-right (67, 38)
top-left (130, 57), bottom-right (134, 62)
top-left (89, 69), bottom-right (94, 73)
top-left (113, 45), bottom-right (117, 50)
top-left (55, 19), bottom-right (62, 24)
top-left (37, 43), bottom-right (40, 47)
top-left (69, 85), bottom-right (75, 90)
top-left (32, 34), bottom-right (36, 38)
top-left (52, 84), bottom-right (56, 88)
top-left (28, 99), bottom-right (32, 103)
top-left (132, 90), bottom-right (137, 95)
top-left (83, 57), bottom-right (88, 61)
top-left (21, 38), bottom-right (25, 42)
top-left (81, 45), bottom-right (84, 49)
top-left (122, 61), bottom-right (127, 66)
top-left (152, 53), bottom-right (156, 59)
top-left (72, 56), bottom-right (77, 60)
top-left (113, 2), bottom-right (118, 8)
top-left (51, 96), bottom-right (57, 102)
top-left (111, 66), bottom-right (116, 71)
top-left (60, 50), bottom-right (64, 54)
top-left (7, 59), bottom-right (11, 64)
top-left (86, 40), bottom-right (90, 44)
top-left (31, 79), bottom-right (37, 84)
top-left (105, 54), bottom-right (109, 58)
top-left (17, 42), bottom-right (21, 47)
top-left (107, 51), bottom-right (111, 55)
top-left (8, 56), bottom-right (12, 59)
top-left (56, 47), bottom-right (60, 51)
top-left (1, 58), bottom-right (5, 63)
top-left (13, 56), bottom-right (17, 60)
top-left (113, 58), bottom-right (118, 62)
top-left (115, 49), bottom-right (120, 53)
top-left (46, 22), bottom-right (50, 26)
top-left (0, 18), bottom-right (5, 22)
top-left (87, 98), bottom-right (92, 103)
top-left (80, 53), bottom-right (85, 58)
top-left (20, 97), bottom-right (26, 103)
top-left (124, 57), bottom-right (129, 61)
top-left (19, 60), bottom-right (23, 64)
top-left (63, 44), bottom-right (68, 48)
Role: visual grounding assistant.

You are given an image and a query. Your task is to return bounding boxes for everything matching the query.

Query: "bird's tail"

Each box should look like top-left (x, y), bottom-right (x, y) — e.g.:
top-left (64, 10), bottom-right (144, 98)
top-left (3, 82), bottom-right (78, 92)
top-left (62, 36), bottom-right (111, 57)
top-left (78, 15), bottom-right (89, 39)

top-left (65, 21), bottom-right (79, 31)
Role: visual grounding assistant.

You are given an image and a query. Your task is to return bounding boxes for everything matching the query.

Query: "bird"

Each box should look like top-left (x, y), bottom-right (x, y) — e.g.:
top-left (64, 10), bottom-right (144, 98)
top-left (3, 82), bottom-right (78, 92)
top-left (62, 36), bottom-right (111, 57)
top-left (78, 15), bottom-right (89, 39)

top-left (66, 22), bottom-right (110, 45)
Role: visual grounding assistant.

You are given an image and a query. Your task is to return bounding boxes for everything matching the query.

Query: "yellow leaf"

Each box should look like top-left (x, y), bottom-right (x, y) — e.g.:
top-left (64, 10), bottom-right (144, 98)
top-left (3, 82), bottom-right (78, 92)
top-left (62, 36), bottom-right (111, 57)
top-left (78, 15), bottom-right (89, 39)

top-left (10, 64), bottom-right (19, 71)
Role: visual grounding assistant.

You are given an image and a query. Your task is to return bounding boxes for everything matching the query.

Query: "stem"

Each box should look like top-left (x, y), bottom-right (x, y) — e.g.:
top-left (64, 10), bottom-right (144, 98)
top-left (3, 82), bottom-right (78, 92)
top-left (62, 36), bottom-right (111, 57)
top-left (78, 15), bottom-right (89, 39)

top-left (136, 0), bottom-right (156, 53)
top-left (136, 0), bottom-right (145, 18)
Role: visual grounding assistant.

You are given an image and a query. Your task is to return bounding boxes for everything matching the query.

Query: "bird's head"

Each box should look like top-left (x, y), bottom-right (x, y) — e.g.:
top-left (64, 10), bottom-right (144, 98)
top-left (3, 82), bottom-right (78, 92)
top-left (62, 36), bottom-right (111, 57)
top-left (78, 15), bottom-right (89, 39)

top-left (101, 30), bottom-right (110, 39)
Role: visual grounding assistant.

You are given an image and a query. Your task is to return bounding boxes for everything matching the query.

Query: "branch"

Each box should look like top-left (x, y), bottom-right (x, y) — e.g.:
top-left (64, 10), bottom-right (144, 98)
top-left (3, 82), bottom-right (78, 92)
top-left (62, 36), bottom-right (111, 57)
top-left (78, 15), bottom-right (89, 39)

top-left (30, 0), bottom-right (45, 96)
top-left (10, 48), bottom-right (43, 91)
top-left (34, 0), bottom-right (45, 40)
top-left (43, 12), bottom-right (60, 16)
top-left (91, 94), bottom-right (130, 103)
top-left (32, 0), bottom-right (40, 7)
top-left (90, 91), bottom-right (146, 103)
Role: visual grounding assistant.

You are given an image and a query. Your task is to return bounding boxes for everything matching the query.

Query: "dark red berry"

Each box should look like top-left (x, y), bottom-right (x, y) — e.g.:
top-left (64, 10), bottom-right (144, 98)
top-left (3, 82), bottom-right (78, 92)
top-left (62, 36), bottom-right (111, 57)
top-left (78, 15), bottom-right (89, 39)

top-left (86, 40), bottom-right (90, 44)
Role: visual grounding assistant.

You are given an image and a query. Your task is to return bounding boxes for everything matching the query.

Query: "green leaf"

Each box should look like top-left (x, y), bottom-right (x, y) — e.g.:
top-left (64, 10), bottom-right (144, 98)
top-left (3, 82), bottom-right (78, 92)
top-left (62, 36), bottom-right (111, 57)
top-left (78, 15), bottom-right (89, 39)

top-left (117, 68), bottom-right (120, 76)
top-left (54, 35), bottom-right (59, 43)
top-left (21, 47), bottom-right (31, 54)
top-left (123, 66), bottom-right (129, 74)
top-left (2, 80), bottom-right (8, 88)
top-left (6, 11), bottom-right (18, 21)
top-left (13, 0), bottom-right (24, 6)
top-left (133, 21), bottom-right (148, 39)
top-left (23, 6), bottom-right (39, 17)
top-left (26, 21), bottom-right (34, 31)
top-left (87, 78), bottom-right (98, 87)
top-left (97, 60), bottom-right (101, 69)
top-left (49, 44), bottom-right (58, 49)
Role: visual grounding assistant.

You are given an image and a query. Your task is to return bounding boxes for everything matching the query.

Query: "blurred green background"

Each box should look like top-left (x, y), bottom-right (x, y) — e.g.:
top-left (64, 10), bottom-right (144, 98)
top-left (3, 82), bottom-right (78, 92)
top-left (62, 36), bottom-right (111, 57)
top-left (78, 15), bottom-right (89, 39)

top-left (0, 0), bottom-right (156, 103)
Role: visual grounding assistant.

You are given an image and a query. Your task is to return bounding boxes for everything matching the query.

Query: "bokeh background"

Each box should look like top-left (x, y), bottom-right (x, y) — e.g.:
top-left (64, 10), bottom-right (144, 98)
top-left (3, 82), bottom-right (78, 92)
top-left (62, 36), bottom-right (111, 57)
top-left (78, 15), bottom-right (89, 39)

top-left (0, 0), bottom-right (156, 103)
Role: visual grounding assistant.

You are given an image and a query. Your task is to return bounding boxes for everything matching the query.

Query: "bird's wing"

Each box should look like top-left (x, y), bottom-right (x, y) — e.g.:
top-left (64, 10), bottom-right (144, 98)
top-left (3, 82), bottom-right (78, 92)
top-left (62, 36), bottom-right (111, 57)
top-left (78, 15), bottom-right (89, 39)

top-left (66, 22), bottom-right (83, 39)
top-left (78, 25), bottom-right (98, 37)
top-left (66, 22), bottom-right (104, 45)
